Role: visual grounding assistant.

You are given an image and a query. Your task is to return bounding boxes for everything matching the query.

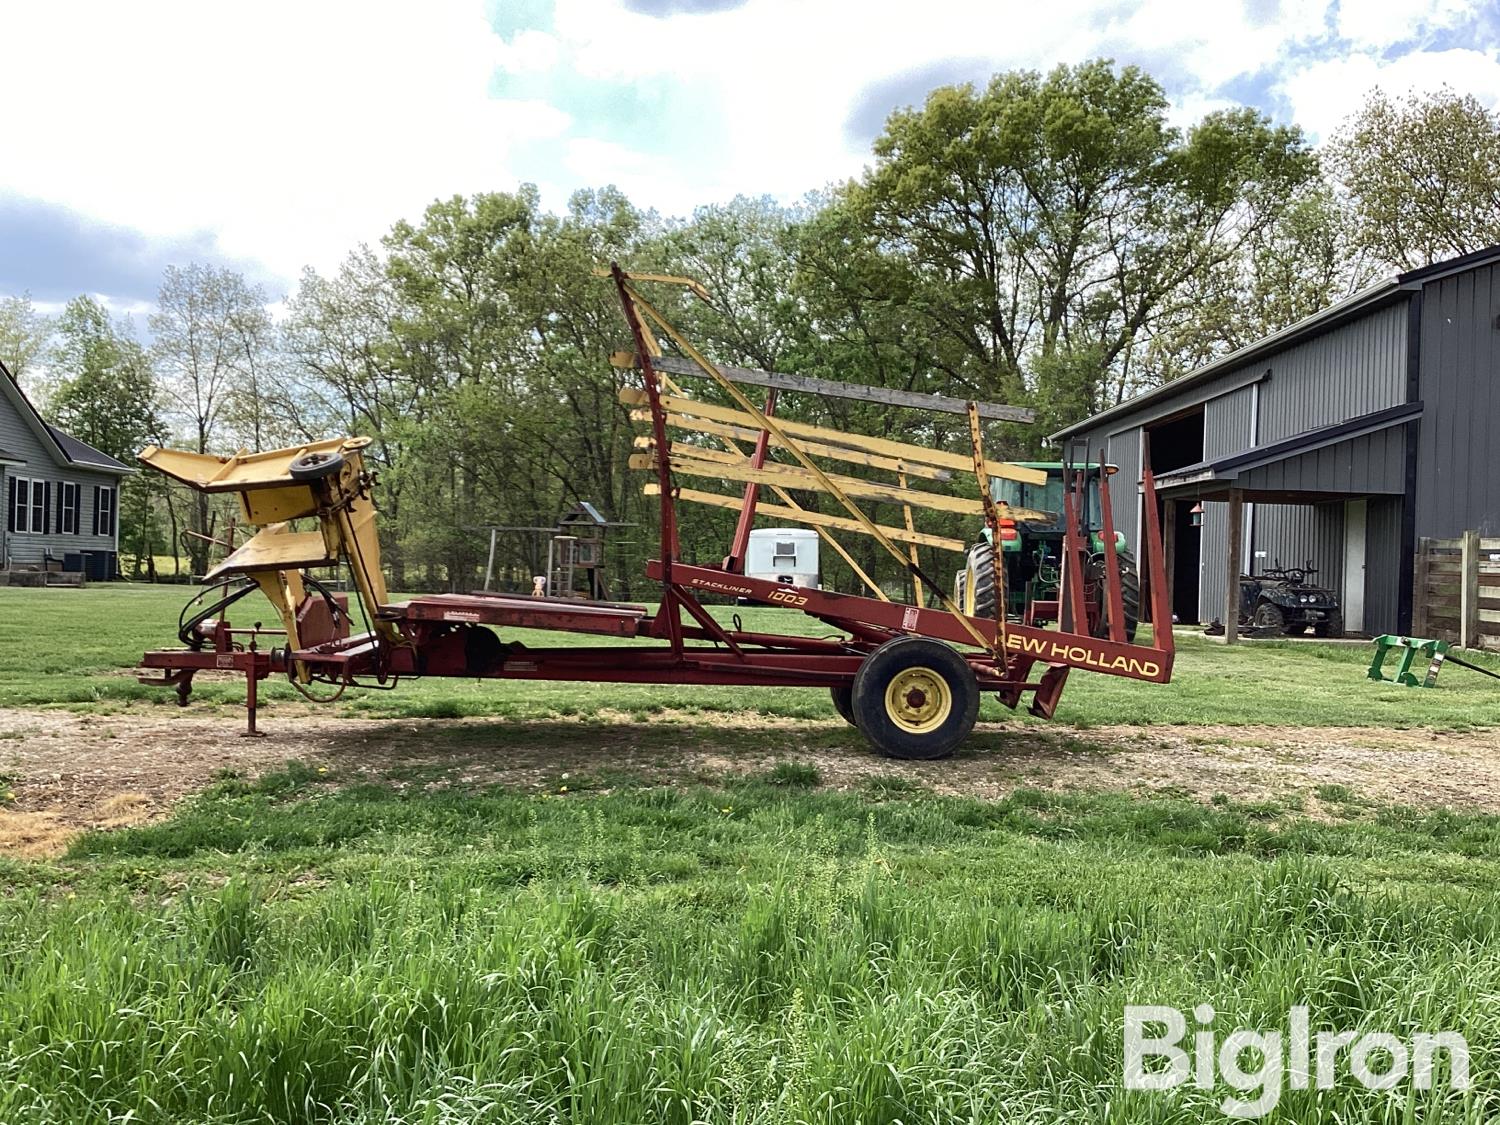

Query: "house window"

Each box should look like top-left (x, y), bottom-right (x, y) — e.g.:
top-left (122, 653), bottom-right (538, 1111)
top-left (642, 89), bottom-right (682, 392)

top-left (9, 476), bottom-right (29, 534)
top-left (94, 485), bottom-right (116, 538)
top-left (31, 480), bottom-right (46, 534)
top-left (60, 482), bottom-right (78, 535)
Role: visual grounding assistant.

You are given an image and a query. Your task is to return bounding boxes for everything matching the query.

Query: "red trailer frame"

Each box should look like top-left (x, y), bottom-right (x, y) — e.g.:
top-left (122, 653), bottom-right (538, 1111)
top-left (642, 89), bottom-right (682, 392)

top-left (139, 267), bottom-right (1174, 757)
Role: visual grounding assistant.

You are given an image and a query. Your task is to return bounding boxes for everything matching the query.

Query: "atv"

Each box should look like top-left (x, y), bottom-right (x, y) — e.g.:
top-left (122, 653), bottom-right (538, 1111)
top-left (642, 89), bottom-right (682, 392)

top-left (1239, 561), bottom-right (1343, 637)
top-left (953, 462), bottom-right (1140, 642)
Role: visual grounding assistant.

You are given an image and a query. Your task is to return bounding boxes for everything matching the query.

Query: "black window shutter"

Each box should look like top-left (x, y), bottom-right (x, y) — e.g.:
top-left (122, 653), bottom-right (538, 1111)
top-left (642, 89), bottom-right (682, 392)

top-left (5, 476), bottom-right (14, 534)
top-left (73, 484), bottom-right (82, 535)
top-left (43, 481), bottom-right (51, 534)
top-left (92, 485), bottom-right (99, 536)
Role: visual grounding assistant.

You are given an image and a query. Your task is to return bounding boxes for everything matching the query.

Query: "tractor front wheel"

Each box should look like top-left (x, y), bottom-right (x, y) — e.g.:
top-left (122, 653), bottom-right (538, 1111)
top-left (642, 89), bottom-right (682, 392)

top-left (851, 636), bottom-right (979, 760)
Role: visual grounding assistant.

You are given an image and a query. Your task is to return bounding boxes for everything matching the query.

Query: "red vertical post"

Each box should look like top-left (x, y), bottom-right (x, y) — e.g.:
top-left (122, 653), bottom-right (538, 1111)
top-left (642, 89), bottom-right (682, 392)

top-left (611, 264), bottom-right (683, 653)
top-left (724, 389), bottom-right (778, 572)
top-left (1096, 452), bottom-right (1127, 643)
top-left (1140, 456), bottom-right (1174, 656)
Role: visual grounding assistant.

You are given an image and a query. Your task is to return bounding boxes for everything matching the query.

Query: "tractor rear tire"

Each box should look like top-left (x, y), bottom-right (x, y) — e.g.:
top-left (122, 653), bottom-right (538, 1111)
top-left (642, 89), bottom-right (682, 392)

top-left (1119, 551), bottom-right (1141, 643)
top-left (1089, 551), bottom-right (1141, 643)
top-left (1314, 611), bottom-right (1344, 639)
top-left (969, 543), bottom-right (998, 620)
top-left (830, 683), bottom-right (856, 726)
top-left (1252, 601), bottom-right (1285, 631)
top-left (851, 636), bottom-right (979, 760)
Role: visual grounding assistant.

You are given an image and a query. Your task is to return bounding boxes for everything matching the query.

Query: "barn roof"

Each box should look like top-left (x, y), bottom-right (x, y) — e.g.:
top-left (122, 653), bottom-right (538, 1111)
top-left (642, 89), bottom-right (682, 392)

top-left (1050, 243), bottom-right (1500, 443)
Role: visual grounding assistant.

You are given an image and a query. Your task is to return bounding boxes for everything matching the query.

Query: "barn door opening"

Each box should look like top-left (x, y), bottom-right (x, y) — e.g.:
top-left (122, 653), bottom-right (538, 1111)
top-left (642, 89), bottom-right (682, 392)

top-left (1144, 408), bottom-right (1206, 626)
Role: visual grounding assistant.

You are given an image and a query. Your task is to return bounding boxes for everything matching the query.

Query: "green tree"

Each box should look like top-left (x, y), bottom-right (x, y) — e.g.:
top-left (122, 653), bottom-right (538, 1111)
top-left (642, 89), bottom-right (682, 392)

top-left (845, 59), bottom-right (1316, 440)
top-left (366, 187), bottom-right (662, 590)
top-left (150, 264), bottom-right (275, 576)
top-left (281, 248), bottom-right (424, 586)
top-left (1328, 87), bottom-right (1500, 271)
top-left (49, 297), bottom-right (160, 462)
top-left (1140, 181), bottom-right (1376, 382)
top-left (0, 294), bottom-right (51, 383)
top-left (660, 195), bottom-right (806, 371)
top-left (47, 296), bottom-right (167, 577)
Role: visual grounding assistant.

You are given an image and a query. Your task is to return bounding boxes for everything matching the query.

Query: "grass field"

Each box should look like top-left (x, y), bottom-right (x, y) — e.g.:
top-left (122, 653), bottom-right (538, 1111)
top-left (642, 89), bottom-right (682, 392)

top-left (2, 584), bottom-right (1499, 1122)
top-left (2, 583), bottom-right (1498, 728)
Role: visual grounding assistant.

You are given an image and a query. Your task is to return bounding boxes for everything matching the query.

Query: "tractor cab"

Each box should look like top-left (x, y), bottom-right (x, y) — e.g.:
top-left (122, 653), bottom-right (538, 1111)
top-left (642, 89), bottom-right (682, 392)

top-left (992, 462), bottom-right (1103, 540)
top-left (955, 462), bottom-right (1140, 641)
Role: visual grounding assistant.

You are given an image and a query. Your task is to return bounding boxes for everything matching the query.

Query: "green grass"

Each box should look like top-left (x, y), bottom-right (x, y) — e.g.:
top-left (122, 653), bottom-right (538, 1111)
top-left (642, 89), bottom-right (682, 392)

top-left (2, 583), bottom-right (1498, 728)
top-left (0, 766), bottom-right (1496, 1122)
top-left (6, 587), bottom-right (1500, 1120)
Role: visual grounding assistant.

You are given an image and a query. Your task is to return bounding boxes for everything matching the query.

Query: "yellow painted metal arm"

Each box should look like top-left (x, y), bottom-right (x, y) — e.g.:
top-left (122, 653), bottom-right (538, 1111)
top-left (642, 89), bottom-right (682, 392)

top-left (138, 435), bottom-right (398, 664)
top-left (139, 436), bottom-right (373, 492)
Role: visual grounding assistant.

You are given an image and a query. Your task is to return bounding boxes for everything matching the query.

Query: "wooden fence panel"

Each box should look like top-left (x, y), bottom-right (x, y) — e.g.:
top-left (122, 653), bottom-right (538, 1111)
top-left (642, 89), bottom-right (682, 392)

top-left (1415, 531), bottom-right (1500, 649)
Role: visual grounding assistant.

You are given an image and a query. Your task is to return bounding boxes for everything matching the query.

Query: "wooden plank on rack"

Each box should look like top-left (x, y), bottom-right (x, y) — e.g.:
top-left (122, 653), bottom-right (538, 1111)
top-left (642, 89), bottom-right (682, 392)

top-left (629, 451), bottom-right (980, 515)
top-left (619, 387), bottom-right (1046, 484)
top-left (630, 450), bottom-right (1053, 520)
top-left (641, 354), bottom-right (1035, 423)
top-left (645, 484), bottom-right (967, 552)
top-left (630, 411), bottom-right (952, 481)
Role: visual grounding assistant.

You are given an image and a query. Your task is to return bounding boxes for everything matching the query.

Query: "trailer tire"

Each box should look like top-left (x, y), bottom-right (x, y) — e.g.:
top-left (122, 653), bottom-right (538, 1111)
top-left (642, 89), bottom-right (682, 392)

top-left (851, 636), bottom-right (979, 760)
top-left (289, 449), bottom-right (345, 481)
top-left (830, 683), bottom-right (856, 726)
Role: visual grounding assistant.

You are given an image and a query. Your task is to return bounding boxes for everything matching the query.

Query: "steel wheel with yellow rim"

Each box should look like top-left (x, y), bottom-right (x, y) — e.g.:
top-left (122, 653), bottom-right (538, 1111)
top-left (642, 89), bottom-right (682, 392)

top-left (851, 636), bottom-right (979, 760)
top-left (883, 666), bottom-right (953, 734)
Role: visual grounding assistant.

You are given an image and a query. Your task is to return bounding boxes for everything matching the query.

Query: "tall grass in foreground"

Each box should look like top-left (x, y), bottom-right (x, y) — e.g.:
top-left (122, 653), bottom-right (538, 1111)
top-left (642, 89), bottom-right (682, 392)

top-left (1, 772), bottom-right (1499, 1121)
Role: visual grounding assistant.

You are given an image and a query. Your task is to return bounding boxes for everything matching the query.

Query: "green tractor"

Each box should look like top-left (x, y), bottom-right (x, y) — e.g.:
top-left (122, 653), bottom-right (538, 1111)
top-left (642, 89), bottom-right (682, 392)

top-left (953, 462), bottom-right (1141, 641)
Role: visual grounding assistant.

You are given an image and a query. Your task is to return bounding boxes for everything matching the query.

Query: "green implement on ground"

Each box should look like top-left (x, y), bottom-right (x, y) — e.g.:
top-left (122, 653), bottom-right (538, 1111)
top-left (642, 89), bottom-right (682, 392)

top-left (1368, 634), bottom-right (1500, 688)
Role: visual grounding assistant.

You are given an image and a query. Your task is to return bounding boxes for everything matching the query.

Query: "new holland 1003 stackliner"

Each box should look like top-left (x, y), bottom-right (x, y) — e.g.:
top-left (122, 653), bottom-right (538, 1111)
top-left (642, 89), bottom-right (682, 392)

top-left (136, 267), bottom-right (1175, 760)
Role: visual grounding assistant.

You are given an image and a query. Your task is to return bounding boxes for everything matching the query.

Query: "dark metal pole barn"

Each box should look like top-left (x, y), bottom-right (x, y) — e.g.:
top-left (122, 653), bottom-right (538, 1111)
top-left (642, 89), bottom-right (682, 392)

top-left (1052, 245), bottom-right (1500, 641)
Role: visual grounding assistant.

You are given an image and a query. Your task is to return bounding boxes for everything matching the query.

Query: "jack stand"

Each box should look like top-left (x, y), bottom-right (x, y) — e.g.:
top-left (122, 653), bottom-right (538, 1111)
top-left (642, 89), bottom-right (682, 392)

top-left (243, 639), bottom-right (266, 738)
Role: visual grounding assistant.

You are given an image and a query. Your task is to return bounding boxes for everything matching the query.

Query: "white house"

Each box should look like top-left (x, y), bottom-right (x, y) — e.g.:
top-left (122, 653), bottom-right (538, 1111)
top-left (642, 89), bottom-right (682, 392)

top-left (1, 361), bottom-right (132, 578)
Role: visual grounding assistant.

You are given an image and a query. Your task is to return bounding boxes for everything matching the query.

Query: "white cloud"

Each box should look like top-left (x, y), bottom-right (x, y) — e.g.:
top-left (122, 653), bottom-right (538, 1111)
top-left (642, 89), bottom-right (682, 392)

top-left (1334, 0), bottom-right (1472, 49)
top-left (1277, 47), bottom-right (1500, 140)
top-left (0, 1), bottom-right (567, 289)
top-left (2, 0), bottom-right (1499, 307)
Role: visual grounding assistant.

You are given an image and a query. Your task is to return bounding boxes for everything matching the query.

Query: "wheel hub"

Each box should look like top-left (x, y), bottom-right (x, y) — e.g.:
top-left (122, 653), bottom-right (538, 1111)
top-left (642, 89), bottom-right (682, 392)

top-left (884, 666), bottom-right (952, 734)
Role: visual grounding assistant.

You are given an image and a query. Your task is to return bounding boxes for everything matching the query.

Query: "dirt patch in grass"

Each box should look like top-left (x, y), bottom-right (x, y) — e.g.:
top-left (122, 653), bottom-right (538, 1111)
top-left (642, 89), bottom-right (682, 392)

top-left (1, 707), bottom-right (1499, 854)
top-left (0, 790), bottom-right (153, 858)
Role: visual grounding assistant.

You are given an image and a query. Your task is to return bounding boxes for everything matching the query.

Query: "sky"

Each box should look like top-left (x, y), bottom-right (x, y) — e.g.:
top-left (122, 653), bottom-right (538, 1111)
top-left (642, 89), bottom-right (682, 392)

top-left (2, 0), bottom-right (1499, 317)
